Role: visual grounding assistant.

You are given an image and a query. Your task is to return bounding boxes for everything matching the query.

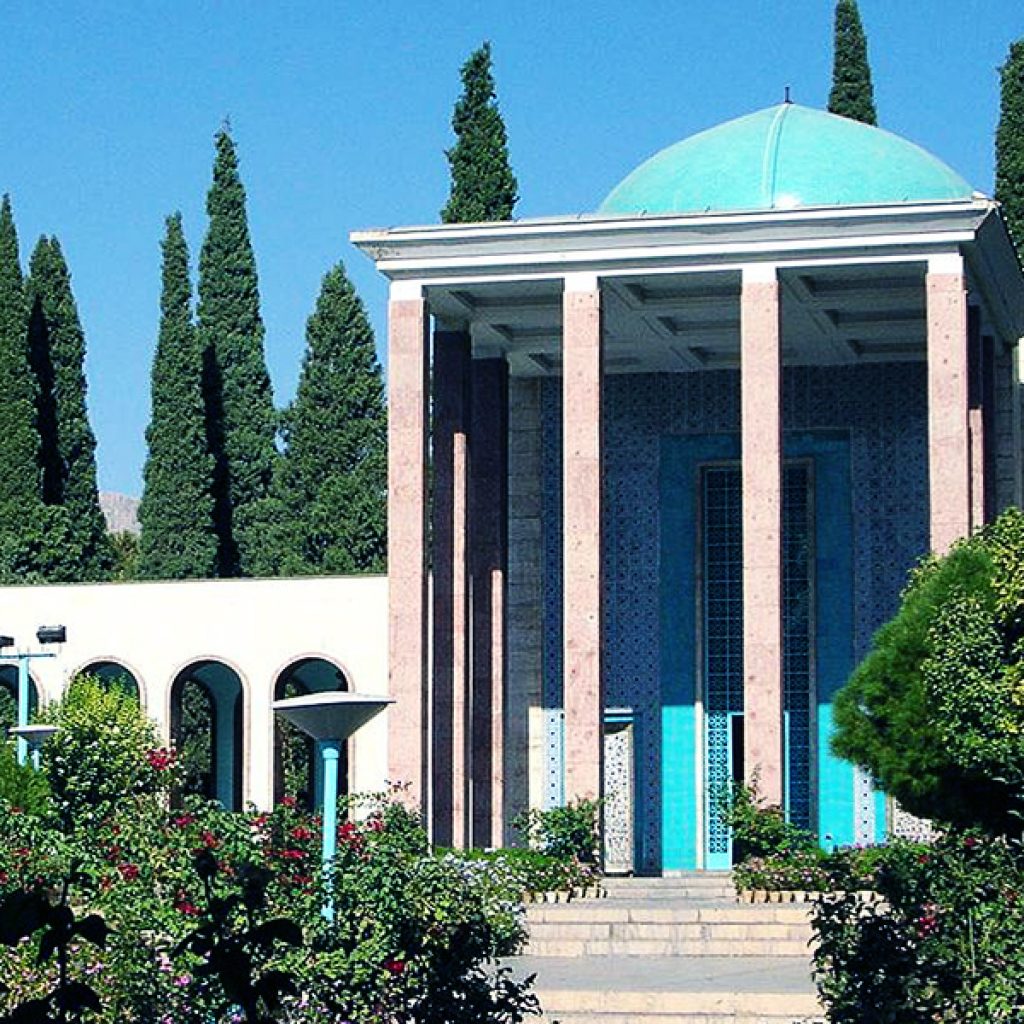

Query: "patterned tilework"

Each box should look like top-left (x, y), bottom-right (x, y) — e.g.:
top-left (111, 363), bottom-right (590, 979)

top-left (994, 341), bottom-right (1018, 513)
top-left (603, 719), bottom-right (635, 873)
top-left (539, 363), bottom-right (929, 872)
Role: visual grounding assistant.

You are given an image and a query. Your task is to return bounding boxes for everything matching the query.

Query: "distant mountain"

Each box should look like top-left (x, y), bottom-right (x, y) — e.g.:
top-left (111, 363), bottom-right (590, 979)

top-left (99, 491), bottom-right (141, 535)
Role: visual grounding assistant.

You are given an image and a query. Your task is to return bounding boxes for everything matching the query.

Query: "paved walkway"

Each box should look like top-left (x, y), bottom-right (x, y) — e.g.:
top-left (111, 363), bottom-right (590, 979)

top-left (507, 954), bottom-right (817, 995)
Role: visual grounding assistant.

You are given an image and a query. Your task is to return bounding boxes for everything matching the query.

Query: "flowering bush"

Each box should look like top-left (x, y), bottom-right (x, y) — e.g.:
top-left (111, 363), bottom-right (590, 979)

top-left (0, 683), bottom-right (539, 1024)
top-left (0, 788), bottom-right (539, 1023)
top-left (39, 674), bottom-right (177, 830)
top-left (811, 830), bottom-right (1024, 1023)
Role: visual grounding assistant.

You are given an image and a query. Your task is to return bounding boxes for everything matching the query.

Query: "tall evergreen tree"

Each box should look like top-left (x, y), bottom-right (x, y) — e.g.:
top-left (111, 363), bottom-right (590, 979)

top-left (996, 38), bottom-right (1024, 258)
top-left (0, 196), bottom-right (45, 580)
top-left (138, 213), bottom-right (218, 580)
top-left (197, 128), bottom-right (277, 576)
top-left (828, 0), bottom-right (878, 125)
top-left (26, 236), bottom-right (112, 581)
top-left (441, 41), bottom-right (519, 223)
top-left (247, 263), bottom-right (387, 576)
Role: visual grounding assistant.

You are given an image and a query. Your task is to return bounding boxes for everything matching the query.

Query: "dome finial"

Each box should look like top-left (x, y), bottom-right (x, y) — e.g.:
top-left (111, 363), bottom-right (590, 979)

top-left (784, 85), bottom-right (793, 104)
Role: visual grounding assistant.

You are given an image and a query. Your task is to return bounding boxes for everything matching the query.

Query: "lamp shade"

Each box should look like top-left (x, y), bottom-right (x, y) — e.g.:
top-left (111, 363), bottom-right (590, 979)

top-left (8, 724), bottom-right (58, 743)
top-left (272, 691), bottom-right (394, 742)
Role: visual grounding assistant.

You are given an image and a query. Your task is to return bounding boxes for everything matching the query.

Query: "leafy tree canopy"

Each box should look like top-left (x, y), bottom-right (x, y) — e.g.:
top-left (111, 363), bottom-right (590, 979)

top-left (827, 0), bottom-right (877, 125)
top-left (832, 508), bottom-right (1024, 835)
top-left (197, 128), bottom-right (277, 577)
top-left (996, 38), bottom-right (1024, 257)
top-left (441, 41), bottom-right (519, 223)
top-left (138, 213), bottom-right (217, 580)
top-left (0, 195), bottom-right (43, 583)
top-left (26, 237), bottom-right (112, 582)
top-left (246, 263), bottom-right (386, 577)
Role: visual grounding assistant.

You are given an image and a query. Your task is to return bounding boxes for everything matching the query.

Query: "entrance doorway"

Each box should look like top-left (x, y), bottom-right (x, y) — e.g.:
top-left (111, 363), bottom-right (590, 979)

top-left (700, 461), bottom-right (814, 868)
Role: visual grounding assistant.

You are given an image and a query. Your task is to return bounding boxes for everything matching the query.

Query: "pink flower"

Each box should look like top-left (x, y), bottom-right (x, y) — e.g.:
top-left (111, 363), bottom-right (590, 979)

top-left (384, 958), bottom-right (405, 975)
top-left (146, 748), bottom-right (176, 771)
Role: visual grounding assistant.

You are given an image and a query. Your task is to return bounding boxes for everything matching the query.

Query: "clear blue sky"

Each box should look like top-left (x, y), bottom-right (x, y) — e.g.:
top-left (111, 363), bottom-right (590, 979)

top-left (2, 1), bottom-right (1021, 495)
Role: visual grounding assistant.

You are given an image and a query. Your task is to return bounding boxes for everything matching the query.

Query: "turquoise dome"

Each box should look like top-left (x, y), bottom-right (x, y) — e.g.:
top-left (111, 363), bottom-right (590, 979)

top-left (599, 104), bottom-right (974, 216)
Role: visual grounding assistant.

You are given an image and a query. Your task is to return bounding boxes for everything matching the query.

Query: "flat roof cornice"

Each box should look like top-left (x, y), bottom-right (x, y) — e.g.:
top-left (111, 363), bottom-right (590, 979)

top-left (351, 199), bottom-right (995, 282)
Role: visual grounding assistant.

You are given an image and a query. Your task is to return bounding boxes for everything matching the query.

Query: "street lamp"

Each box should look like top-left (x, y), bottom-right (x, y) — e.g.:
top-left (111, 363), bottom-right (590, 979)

top-left (0, 626), bottom-right (66, 766)
top-left (8, 723), bottom-right (58, 769)
top-left (272, 691), bottom-right (394, 921)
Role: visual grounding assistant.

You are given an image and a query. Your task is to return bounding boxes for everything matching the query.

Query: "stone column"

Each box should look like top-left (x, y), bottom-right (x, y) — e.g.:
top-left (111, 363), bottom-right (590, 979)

top-left (562, 273), bottom-right (603, 803)
top-left (967, 305), bottom-right (987, 531)
top-left (431, 329), bottom-right (471, 848)
top-left (387, 282), bottom-right (430, 810)
top-left (740, 264), bottom-right (784, 807)
top-left (927, 256), bottom-right (970, 554)
top-left (469, 357), bottom-right (509, 848)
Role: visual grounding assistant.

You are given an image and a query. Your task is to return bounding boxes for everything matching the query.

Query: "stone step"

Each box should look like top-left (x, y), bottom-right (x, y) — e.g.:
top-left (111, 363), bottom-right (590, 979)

top-left (527, 903), bottom-right (812, 925)
top-left (602, 874), bottom-right (733, 886)
top-left (537, 990), bottom-right (822, 1024)
top-left (601, 887), bottom-right (736, 901)
top-left (510, 955), bottom-right (822, 1024)
top-left (526, 937), bottom-right (812, 957)
top-left (600, 877), bottom-right (736, 900)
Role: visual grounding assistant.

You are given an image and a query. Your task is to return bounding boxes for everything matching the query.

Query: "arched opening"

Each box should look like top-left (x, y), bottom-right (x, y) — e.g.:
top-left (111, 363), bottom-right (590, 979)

top-left (0, 666), bottom-right (40, 738)
top-left (170, 660), bottom-right (244, 810)
top-left (79, 660), bottom-right (140, 702)
top-left (273, 658), bottom-right (349, 809)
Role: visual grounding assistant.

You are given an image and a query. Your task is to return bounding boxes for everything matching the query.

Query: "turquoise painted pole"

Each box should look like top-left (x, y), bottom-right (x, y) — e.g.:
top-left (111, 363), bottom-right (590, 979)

top-left (16, 656), bottom-right (29, 767)
top-left (318, 739), bottom-right (341, 922)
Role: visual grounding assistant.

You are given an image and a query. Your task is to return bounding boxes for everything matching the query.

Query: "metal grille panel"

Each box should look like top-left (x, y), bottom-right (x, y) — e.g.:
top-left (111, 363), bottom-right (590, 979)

top-left (703, 462), bottom-right (814, 858)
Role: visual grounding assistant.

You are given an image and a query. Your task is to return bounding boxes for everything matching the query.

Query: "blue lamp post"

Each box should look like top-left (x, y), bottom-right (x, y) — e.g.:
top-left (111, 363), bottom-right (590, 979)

top-left (272, 691), bottom-right (394, 922)
top-left (0, 626), bottom-right (65, 765)
top-left (9, 723), bottom-right (58, 769)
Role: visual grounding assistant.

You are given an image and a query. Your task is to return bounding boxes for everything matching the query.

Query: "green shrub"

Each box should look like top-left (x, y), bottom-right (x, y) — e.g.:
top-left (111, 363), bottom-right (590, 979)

top-left (832, 508), bottom-right (1024, 835)
top-left (0, 791), bottom-right (539, 1024)
top-left (513, 797), bottom-right (601, 864)
top-left (811, 830), bottom-right (1024, 1023)
top-left (719, 779), bottom-right (817, 862)
top-left (0, 741), bottom-right (51, 816)
top-left (39, 674), bottom-right (175, 830)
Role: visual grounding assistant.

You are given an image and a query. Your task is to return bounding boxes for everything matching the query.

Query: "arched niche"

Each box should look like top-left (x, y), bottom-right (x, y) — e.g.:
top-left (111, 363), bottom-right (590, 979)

top-left (170, 660), bottom-right (245, 810)
top-left (0, 665), bottom-right (40, 737)
top-left (78, 660), bottom-right (141, 702)
top-left (273, 657), bottom-right (349, 810)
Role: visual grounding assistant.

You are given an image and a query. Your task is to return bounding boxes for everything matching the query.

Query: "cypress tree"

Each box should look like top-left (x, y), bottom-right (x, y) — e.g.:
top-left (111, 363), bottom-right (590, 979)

top-left (0, 196), bottom-right (44, 580)
top-left (138, 213), bottom-right (218, 580)
top-left (26, 236), bottom-right (112, 581)
top-left (441, 41), bottom-right (519, 223)
top-left (996, 39), bottom-right (1024, 258)
top-left (248, 263), bottom-right (386, 576)
top-left (828, 0), bottom-right (878, 126)
top-left (197, 128), bottom-right (277, 577)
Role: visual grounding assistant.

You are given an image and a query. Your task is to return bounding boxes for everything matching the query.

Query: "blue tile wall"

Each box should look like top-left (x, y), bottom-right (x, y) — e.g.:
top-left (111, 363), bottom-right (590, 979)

top-left (540, 364), bottom-right (928, 872)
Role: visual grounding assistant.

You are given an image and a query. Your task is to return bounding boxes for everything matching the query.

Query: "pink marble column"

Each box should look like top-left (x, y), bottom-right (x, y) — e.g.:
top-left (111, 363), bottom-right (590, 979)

top-left (387, 284), bottom-right (430, 810)
top-left (469, 358), bottom-right (509, 848)
top-left (927, 261), bottom-right (970, 554)
top-left (740, 266), bottom-right (784, 807)
top-left (431, 330), bottom-right (471, 848)
top-left (562, 275), bottom-right (603, 802)
top-left (967, 305), bottom-right (989, 531)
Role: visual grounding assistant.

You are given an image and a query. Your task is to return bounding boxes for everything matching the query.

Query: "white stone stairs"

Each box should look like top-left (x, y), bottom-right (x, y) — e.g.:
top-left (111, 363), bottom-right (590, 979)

top-left (510, 874), bottom-right (823, 1024)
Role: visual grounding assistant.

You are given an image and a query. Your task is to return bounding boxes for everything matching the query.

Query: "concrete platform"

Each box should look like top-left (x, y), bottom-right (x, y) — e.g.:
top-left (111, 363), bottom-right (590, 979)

top-left (508, 954), bottom-right (822, 1023)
